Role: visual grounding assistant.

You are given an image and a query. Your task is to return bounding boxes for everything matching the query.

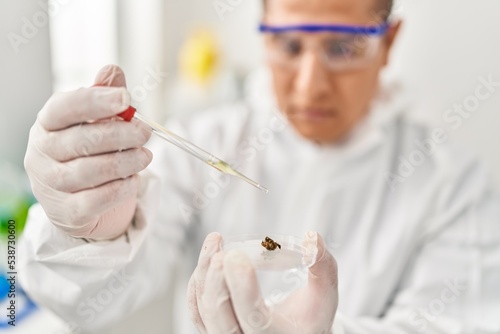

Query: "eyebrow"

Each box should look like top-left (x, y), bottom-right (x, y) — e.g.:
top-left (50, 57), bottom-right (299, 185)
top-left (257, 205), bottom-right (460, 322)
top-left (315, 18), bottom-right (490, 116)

top-left (259, 22), bottom-right (389, 35)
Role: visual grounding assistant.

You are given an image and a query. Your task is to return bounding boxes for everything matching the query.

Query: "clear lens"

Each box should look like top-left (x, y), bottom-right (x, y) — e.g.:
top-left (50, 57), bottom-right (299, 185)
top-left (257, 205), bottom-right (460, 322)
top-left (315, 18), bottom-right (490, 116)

top-left (271, 34), bottom-right (304, 60)
top-left (265, 32), bottom-right (382, 71)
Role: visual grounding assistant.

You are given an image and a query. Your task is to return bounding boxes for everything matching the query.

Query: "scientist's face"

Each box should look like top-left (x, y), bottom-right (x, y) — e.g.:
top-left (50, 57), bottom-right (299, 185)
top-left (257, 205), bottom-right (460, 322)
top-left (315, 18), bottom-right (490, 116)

top-left (263, 0), bottom-right (400, 144)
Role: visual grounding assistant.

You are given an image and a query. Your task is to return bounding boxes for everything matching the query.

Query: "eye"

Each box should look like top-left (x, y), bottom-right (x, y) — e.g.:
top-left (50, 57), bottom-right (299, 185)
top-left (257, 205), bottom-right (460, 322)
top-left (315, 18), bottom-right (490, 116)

top-left (325, 38), bottom-right (368, 60)
top-left (325, 40), bottom-right (349, 58)
top-left (274, 35), bottom-right (302, 57)
top-left (284, 39), bottom-right (301, 55)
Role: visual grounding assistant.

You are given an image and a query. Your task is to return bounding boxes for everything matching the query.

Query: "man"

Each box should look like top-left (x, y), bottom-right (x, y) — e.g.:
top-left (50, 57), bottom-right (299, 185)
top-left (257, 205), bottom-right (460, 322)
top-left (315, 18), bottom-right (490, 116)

top-left (20, 0), bottom-right (500, 333)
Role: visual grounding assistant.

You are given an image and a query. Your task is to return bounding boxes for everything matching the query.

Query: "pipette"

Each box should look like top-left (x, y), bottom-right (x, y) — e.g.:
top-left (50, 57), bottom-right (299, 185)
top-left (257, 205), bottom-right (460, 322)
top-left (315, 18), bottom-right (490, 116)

top-left (117, 106), bottom-right (269, 193)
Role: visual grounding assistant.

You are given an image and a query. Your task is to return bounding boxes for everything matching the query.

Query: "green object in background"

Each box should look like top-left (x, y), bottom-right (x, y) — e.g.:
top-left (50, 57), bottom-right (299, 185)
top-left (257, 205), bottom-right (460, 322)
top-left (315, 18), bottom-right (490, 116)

top-left (0, 196), bottom-right (33, 236)
top-left (0, 163), bottom-right (36, 237)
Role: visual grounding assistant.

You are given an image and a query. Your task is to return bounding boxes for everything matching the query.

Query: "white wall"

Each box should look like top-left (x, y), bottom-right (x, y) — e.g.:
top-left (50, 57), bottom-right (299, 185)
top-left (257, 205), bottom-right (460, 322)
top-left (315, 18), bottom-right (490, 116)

top-left (0, 0), bottom-right (53, 168)
top-left (50, 0), bottom-right (118, 91)
top-left (387, 0), bottom-right (500, 189)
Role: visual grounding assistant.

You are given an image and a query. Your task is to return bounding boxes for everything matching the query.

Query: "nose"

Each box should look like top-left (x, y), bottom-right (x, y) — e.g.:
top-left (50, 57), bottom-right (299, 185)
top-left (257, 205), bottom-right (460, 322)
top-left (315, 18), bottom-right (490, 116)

top-left (293, 51), bottom-right (331, 101)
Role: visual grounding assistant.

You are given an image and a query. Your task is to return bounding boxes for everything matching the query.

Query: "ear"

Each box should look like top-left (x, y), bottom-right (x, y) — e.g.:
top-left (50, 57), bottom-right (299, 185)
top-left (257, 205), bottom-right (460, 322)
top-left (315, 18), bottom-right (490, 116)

top-left (381, 19), bottom-right (403, 66)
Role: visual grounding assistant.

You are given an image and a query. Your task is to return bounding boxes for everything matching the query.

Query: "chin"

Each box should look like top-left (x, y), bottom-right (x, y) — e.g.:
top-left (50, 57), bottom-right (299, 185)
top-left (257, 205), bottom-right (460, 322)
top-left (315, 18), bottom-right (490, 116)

top-left (291, 122), bottom-right (346, 144)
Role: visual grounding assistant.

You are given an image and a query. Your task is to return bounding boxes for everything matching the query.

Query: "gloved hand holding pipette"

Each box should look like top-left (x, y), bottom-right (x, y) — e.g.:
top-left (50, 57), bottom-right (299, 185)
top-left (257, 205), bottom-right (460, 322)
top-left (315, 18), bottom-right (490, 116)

top-left (24, 65), bottom-right (153, 240)
top-left (25, 64), bottom-right (267, 241)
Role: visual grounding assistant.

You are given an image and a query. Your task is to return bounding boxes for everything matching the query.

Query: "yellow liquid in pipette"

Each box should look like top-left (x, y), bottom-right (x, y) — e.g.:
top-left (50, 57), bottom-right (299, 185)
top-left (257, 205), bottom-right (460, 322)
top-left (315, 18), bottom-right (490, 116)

top-left (207, 160), bottom-right (269, 193)
top-left (207, 160), bottom-right (237, 174)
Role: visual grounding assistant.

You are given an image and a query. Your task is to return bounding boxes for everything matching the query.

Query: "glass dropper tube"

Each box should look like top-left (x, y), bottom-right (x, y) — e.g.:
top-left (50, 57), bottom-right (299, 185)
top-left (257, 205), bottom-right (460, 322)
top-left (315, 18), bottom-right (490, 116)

top-left (133, 112), bottom-right (269, 193)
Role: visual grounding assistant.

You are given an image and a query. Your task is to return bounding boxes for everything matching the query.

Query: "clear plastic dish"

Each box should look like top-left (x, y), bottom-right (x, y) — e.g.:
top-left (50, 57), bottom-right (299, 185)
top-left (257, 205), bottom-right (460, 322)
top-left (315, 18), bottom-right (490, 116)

top-left (223, 234), bottom-right (317, 270)
top-left (222, 234), bottom-right (317, 305)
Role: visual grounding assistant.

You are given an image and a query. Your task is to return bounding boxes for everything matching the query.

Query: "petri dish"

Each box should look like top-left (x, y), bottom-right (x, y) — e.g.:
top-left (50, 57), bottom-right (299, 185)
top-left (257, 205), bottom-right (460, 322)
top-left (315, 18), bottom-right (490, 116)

top-left (222, 234), bottom-right (318, 306)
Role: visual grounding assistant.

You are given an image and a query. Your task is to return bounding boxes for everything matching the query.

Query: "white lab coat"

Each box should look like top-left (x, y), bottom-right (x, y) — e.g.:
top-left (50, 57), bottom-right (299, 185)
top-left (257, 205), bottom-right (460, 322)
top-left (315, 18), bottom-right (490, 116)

top-left (19, 71), bottom-right (500, 334)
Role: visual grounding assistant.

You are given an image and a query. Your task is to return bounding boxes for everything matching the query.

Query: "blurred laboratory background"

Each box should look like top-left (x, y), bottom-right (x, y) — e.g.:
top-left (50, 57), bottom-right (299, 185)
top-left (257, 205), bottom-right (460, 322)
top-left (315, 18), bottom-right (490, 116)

top-left (1, 0), bottom-right (500, 333)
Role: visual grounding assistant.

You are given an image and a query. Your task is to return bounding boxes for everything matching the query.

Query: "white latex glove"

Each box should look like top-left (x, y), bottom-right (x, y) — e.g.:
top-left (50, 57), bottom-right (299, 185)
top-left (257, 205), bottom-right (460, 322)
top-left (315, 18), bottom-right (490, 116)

top-left (188, 232), bottom-right (338, 334)
top-left (24, 65), bottom-right (153, 240)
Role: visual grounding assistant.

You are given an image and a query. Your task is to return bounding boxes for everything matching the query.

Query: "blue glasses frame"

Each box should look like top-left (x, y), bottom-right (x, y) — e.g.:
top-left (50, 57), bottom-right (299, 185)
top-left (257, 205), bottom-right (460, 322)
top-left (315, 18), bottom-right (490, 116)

top-left (259, 22), bottom-right (390, 35)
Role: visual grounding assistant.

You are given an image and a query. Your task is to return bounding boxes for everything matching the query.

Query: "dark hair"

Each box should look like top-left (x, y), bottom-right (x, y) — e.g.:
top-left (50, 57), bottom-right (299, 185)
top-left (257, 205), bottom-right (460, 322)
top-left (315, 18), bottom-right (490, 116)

top-left (263, 0), bottom-right (394, 21)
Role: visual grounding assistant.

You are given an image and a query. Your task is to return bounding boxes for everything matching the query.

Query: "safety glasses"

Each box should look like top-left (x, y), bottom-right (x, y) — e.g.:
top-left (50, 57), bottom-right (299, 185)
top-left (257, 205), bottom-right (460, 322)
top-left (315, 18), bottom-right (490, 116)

top-left (259, 22), bottom-right (390, 72)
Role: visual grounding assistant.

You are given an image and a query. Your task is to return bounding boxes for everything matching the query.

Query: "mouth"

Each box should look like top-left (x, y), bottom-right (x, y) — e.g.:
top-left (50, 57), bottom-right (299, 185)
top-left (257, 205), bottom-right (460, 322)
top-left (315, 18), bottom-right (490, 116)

top-left (288, 107), bottom-right (337, 122)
